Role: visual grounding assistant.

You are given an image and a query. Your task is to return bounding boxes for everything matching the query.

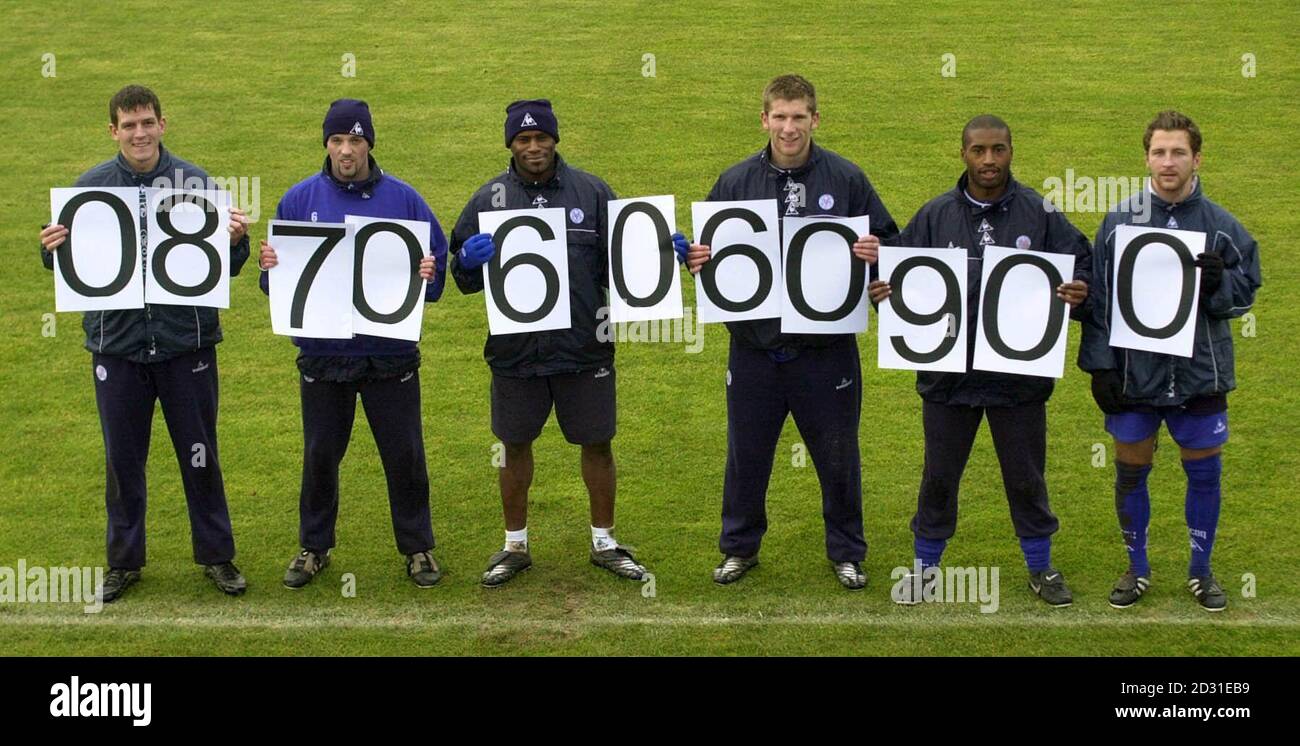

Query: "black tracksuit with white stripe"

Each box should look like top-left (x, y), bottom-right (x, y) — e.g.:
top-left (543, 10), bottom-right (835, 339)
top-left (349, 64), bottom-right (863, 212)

top-left (707, 143), bottom-right (898, 562)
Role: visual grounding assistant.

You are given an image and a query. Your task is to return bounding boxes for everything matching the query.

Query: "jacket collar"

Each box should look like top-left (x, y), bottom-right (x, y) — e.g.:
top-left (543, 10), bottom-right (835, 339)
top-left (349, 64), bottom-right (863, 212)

top-left (955, 170), bottom-right (1019, 212)
top-left (507, 153), bottom-right (568, 188)
top-left (759, 141), bottom-right (823, 178)
top-left (1145, 174), bottom-right (1202, 211)
top-left (321, 154), bottom-right (384, 196)
top-left (113, 143), bottom-right (175, 182)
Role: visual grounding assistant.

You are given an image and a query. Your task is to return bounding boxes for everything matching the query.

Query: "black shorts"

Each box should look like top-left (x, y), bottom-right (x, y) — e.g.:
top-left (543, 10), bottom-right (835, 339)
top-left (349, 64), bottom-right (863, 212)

top-left (491, 365), bottom-right (616, 445)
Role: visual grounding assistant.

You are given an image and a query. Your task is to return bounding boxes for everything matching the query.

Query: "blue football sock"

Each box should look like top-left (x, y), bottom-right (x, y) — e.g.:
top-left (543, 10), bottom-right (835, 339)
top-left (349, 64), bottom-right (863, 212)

top-left (1183, 453), bottom-right (1222, 578)
top-left (1019, 536), bottom-right (1052, 574)
top-left (1115, 461), bottom-right (1153, 577)
top-left (914, 536), bottom-right (946, 569)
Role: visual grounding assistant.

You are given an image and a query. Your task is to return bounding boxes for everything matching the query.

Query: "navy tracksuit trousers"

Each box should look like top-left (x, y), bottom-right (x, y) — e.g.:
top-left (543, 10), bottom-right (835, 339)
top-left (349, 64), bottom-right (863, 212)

top-left (720, 339), bottom-right (866, 562)
top-left (92, 347), bottom-right (236, 569)
top-left (297, 370), bottom-right (434, 556)
top-left (910, 400), bottom-right (1059, 541)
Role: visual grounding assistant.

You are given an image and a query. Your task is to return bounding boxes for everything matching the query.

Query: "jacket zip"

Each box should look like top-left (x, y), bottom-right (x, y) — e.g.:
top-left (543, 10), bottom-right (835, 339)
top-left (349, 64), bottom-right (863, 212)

top-left (136, 184), bottom-right (158, 357)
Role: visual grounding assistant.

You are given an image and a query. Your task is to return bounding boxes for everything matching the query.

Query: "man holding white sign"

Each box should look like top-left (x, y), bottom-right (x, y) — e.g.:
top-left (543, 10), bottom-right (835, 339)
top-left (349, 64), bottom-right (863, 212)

top-left (258, 99), bottom-right (447, 589)
top-left (870, 115), bottom-right (1090, 607)
top-left (37, 85), bottom-right (251, 602)
top-left (1078, 111), bottom-right (1261, 612)
top-left (682, 75), bottom-right (898, 589)
top-left (450, 100), bottom-right (678, 586)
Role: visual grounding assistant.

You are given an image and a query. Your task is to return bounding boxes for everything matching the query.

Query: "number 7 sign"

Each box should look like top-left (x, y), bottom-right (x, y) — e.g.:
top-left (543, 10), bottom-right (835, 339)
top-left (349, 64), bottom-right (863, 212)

top-left (267, 220), bottom-right (355, 339)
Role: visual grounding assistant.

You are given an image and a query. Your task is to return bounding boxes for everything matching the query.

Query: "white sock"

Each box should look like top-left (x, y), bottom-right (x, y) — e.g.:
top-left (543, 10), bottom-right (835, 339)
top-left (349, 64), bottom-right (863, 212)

top-left (504, 528), bottom-right (528, 552)
top-left (592, 525), bottom-right (618, 552)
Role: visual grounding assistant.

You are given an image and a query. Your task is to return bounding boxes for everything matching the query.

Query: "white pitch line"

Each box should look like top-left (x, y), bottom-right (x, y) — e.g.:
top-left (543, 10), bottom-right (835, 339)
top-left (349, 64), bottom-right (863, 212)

top-left (1, 613), bottom-right (1296, 630)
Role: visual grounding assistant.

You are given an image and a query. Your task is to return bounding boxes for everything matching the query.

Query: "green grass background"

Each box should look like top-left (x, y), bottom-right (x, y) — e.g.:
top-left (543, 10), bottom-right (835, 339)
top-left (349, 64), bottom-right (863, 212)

top-left (2, 0), bottom-right (1297, 655)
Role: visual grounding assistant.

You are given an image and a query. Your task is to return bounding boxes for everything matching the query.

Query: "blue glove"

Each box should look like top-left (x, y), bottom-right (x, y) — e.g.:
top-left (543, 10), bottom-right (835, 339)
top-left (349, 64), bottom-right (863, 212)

top-left (458, 232), bottom-right (496, 271)
top-left (672, 232), bottom-right (689, 264)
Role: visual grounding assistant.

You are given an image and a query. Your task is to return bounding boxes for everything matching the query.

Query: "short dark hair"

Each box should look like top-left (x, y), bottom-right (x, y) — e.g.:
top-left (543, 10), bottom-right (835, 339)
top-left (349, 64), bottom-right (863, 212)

top-left (763, 74), bottom-right (817, 113)
top-left (962, 114), bottom-right (1011, 148)
top-left (1144, 110), bottom-right (1202, 154)
top-left (109, 85), bottom-right (162, 126)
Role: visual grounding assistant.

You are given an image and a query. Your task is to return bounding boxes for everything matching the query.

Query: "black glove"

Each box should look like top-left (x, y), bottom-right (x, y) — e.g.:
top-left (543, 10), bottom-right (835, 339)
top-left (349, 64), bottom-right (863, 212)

top-left (1194, 252), bottom-right (1224, 295)
top-left (1090, 370), bottom-right (1127, 414)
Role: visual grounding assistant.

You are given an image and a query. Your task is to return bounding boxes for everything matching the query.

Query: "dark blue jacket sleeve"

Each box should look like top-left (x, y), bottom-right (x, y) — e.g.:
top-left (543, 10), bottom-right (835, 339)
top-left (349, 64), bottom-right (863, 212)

top-left (229, 233), bottom-right (250, 277)
top-left (259, 199), bottom-right (289, 296)
top-left (1077, 217), bottom-right (1119, 372)
top-left (1201, 214), bottom-right (1261, 320)
top-left (1045, 208), bottom-right (1091, 321)
top-left (414, 194), bottom-right (448, 303)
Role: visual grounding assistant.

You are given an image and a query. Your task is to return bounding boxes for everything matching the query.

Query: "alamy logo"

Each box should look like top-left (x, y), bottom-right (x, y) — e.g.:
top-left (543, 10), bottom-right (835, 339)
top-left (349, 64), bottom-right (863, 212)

top-left (49, 676), bottom-right (151, 726)
top-left (350, 121), bottom-right (364, 136)
top-left (521, 112), bottom-right (538, 127)
top-left (0, 561), bottom-right (103, 614)
top-left (890, 561), bottom-right (1000, 613)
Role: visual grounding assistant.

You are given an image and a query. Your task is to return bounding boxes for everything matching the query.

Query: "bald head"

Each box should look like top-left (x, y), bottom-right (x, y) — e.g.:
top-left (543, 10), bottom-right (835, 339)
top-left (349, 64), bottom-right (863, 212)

top-left (962, 114), bottom-right (1012, 148)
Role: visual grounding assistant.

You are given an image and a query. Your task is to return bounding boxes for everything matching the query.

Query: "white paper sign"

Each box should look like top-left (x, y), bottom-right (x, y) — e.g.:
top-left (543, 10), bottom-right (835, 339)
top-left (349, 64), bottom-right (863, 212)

top-left (479, 208), bottom-right (571, 335)
top-left (144, 189), bottom-right (231, 308)
top-left (972, 245), bottom-right (1076, 378)
top-left (50, 187), bottom-right (144, 312)
top-left (607, 195), bottom-right (682, 323)
top-left (691, 199), bottom-right (782, 323)
top-left (780, 215), bottom-right (871, 334)
top-left (1109, 225), bottom-right (1206, 358)
top-left (268, 220), bottom-right (355, 339)
top-left (347, 215), bottom-right (430, 342)
top-left (878, 246), bottom-right (968, 372)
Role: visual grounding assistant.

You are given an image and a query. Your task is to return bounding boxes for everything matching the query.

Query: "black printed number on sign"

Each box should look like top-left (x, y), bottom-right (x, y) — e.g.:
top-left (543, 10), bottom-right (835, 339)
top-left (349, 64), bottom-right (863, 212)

top-left (610, 201), bottom-right (674, 308)
top-left (785, 221), bottom-right (864, 321)
top-left (55, 190), bottom-right (137, 297)
top-left (272, 223), bottom-right (349, 329)
top-left (698, 207), bottom-right (773, 313)
top-left (981, 253), bottom-right (1065, 360)
top-left (1117, 232), bottom-right (1196, 340)
top-left (353, 221), bottom-right (423, 324)
top-left (152, 192), bottom-right (222, 297)
top-left (889, 255), bottom-right (962, 363)
top-left (488, 215), bottom-right (561, 323)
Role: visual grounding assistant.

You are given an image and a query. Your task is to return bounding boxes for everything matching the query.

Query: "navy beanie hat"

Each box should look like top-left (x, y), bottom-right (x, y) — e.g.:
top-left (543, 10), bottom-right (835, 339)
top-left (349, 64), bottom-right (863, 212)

top-left (322, 98), bottom-right (375, 148)
top-left (504, 99), bottom-right (559, 146)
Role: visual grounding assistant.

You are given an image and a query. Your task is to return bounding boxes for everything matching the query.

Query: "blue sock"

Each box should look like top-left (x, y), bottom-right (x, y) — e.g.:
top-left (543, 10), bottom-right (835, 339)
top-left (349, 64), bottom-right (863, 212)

top-left (1115, 461), bottom-right (1153, 577)
top-left (1183, 453), bottom-right (1222, 578)
top-left (1019, 536), bottom-right (1052, 574)
top-left (914, 536), bottom-right (946, 569)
